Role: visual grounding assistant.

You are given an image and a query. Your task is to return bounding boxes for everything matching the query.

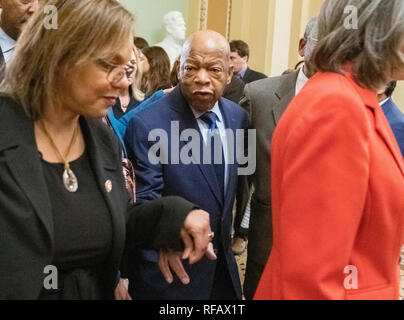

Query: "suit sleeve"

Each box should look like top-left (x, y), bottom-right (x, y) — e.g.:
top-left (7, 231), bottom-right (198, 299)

top-left (262, 93), bottom-right (371, 299)
top-left (124, 114), bottom-right (164, 202)
top-left (234, 87), bottom-right (254, 221)
top-left (125, 196), bottom-right (199, 251)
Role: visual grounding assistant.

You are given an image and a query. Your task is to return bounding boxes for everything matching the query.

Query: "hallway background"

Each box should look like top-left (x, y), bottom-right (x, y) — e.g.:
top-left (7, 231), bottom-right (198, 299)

top-left (120, 0), bottom-right (404, 110)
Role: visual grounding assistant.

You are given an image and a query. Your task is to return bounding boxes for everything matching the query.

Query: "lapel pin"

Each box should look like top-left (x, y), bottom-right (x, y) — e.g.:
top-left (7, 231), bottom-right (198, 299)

top-left (105, 180), bottom-right (112, 193)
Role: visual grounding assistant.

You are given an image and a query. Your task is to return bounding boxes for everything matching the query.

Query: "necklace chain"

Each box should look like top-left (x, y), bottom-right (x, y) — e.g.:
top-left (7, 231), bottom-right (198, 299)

top-left (39, 120), bottom-right (79, 171)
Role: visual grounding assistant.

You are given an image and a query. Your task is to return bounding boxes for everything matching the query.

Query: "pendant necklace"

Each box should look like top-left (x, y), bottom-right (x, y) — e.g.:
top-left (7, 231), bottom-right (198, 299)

top-left (39, 120), bottom-right (79, 193)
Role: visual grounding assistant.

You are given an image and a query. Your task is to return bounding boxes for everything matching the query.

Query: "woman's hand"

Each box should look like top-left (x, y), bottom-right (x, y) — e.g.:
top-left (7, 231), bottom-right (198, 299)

top-left (114, 278), bottom-right (132, 300)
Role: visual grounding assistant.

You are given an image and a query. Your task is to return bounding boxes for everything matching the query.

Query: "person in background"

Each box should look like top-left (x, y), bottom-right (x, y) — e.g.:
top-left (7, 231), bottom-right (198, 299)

top-left (134, 36), bottom-right (149, 50)
top-left (170, 56), bottom-right (180, 87)
top-left (379, 81), bottom-right (404, 158)
top-left (141, 46), bottom-right (172, 97)
top-left (0, 0), bottom-right (214, 300)
top-left (109, 47), bottom-right (139, 119)
top-left (0, 0), bottom-right (38, 73)
top-left (234, 18), bottom-right (318, 299)
top-left (229, 40), bottom-right (267, 84)
top-left (125, 30), bottom-right (248, 300)
top-left (222, 75), bottom-right (245, 104)
top-left (255, 0), bottom-right (404, 300)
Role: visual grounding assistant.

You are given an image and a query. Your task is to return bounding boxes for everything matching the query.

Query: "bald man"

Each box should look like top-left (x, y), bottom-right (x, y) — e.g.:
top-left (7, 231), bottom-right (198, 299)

top-left (125, 30), bottom-right (249, 299)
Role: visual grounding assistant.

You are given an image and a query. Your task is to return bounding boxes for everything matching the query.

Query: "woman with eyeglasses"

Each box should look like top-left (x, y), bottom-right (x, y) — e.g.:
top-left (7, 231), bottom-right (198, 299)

top-left (105, 45), bottom-right (168, 144)
top-left (0, 0), bottom-right (215, 300)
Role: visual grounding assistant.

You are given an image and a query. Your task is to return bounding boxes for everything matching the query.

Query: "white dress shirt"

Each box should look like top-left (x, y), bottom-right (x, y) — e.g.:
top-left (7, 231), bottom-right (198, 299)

top-left (190, 102), bottom-right (230, 194)
top-left (0, 27), bottom-right (16, 64)
top-left (295, 66), bottom-right (309, 95)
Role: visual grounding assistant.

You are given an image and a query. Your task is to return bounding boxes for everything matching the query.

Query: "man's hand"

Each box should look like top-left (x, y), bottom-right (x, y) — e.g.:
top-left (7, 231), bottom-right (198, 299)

top-left (180, 209), bottom-right (217, 265)
top-left (158, 249), bottom-right (189, 285)
top-left (158, 243), bottom-right (217, 284)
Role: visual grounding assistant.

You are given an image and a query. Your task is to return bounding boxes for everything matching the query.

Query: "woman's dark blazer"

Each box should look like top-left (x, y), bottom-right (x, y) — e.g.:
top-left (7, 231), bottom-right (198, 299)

top-left (0, 95), bottom-right (194, 299)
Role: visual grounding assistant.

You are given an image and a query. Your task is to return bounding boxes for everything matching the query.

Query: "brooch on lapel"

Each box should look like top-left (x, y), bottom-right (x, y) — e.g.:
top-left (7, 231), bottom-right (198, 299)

top-left (105, 180), bottom-right (112, 193)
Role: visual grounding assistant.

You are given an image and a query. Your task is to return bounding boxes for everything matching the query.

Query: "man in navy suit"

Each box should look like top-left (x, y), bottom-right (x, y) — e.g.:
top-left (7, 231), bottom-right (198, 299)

top-left (380, 81), bottom-right (404, 158)
top-left (124, 30), bottom-right (249, 300)
top-left (229, 40), bottom-right (267, 84)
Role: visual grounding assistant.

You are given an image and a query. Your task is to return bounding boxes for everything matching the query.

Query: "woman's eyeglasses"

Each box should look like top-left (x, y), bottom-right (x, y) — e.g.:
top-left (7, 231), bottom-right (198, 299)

top-left (97, 59), bottom-right (136, 85)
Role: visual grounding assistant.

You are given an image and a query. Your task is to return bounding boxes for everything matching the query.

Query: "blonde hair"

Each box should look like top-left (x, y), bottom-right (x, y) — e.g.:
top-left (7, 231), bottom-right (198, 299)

top-left (131, 47), bottom-right (145, 102)
top-left (312, 0), bottom-right (404, 91)
top-left (0, 0), bottom-right (134, 120)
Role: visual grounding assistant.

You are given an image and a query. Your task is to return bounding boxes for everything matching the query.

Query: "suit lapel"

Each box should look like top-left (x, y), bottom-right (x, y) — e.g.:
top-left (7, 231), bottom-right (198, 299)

top-left (0, 104), bottom-right (54, 247)
top-left (6, 145), bottom-right (54, 246)
top-left (219, 100), bottom-right (238, 209)
top-left (80, 117), bottom-right (126, 254)
top-left (242, 68), bottom-right (252, 83)
top-left (168, 88), bottom-right (224, 208)
top-left (273, 70), bottom-right (299, 124)
top-left (374, 105), bottom-right (404, 177)
top-left (347, 76), bottom-right (404, 178)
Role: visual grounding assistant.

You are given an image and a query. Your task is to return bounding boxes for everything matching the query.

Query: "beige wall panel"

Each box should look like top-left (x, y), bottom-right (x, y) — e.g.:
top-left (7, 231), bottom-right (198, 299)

top-left (207, 0), bottom-right (228, 36)
top-left (229, 0), bottom-right (251, 41)
top-left (289, 0), bottom-right (303, 70)
top-left (247, 0), bottom-right (274, 75)
top-left (393, 82), bottom-right (404, 112)
top-left (187, 0), bottom-right (202, 35)
top-left (270, 0), bottom-right (294, 76)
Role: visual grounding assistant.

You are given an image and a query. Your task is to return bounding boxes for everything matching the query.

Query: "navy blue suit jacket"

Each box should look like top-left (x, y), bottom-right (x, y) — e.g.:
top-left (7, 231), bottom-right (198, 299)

top-left (124, 86), bottom-right (248, 299)
top-left (382, 97), bottom-right (404, 158)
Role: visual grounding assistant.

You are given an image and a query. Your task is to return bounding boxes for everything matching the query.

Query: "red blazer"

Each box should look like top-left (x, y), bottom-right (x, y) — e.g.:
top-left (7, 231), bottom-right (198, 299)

top-left (254, 70), bottom-right (404, 300)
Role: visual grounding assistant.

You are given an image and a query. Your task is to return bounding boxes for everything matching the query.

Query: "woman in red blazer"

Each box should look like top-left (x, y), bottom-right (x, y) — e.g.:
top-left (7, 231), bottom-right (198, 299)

top-left (255, 0), bottom-right (404, 300)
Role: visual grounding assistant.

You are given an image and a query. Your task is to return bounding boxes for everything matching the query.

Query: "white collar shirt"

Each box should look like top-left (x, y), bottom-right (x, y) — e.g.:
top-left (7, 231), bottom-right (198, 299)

top-left (0, 27), bottom-right (16, 64)
top-left (295, 66), bottom-right (309, 95)
top-left (190, 101), bottom-right (229, 194)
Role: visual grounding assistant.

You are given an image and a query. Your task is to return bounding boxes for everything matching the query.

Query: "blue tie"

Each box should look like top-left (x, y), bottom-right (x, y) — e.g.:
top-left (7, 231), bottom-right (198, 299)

top-left (199, 111), bottom-right (225, 199)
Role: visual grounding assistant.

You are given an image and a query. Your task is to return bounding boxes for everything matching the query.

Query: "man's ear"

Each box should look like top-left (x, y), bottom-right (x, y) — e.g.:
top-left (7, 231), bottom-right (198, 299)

top-left (298, 38), bottom-right (306, 58)
top-left (226, 65), bottom-right (233, 85)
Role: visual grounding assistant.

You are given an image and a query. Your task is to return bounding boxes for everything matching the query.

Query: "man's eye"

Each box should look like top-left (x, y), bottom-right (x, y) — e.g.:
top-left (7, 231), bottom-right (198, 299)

top-left (185, 66), bottom-right (194, 71)
top-left (210, 68), bottom-right (222, 73)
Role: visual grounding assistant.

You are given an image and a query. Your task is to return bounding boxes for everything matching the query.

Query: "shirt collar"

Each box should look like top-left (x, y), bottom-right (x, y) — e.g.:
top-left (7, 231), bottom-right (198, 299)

top-left (295, 66), bottom-right (309, 95)
top-left (190, 101), bottom-right (222, 123)
top-left (0, 27), bottom-right (16, 54)
top-left (379, 97), bottom-right (390, 106)
top-left (238, 67), bottom-right (247, 79)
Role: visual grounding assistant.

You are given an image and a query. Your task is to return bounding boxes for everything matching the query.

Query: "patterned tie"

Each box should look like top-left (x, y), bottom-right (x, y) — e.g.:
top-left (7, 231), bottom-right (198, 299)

top-left (199, 111), bottom-right (225, 198)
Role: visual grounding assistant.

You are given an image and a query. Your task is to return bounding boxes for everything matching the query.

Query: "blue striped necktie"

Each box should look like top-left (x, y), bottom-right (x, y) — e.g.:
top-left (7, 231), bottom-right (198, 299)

top-left (199, 111), bottom-right (225, 198)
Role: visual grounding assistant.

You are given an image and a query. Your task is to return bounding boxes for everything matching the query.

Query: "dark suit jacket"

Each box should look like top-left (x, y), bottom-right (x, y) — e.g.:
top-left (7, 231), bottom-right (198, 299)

top-left (382, 97), bottom-right (404, 158)
top-left (0, 48), bottom-right (5, 82)
top-left (223, 75), bottom-right (245, 103)
top-left (124, 86), bottom-right (248, 299)
top-left (239, 70), bottom-right (299, 299)
top-left (242, 67), bottom-right (267, 84)
top-left (0, 95), bottom-right (196, 299)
